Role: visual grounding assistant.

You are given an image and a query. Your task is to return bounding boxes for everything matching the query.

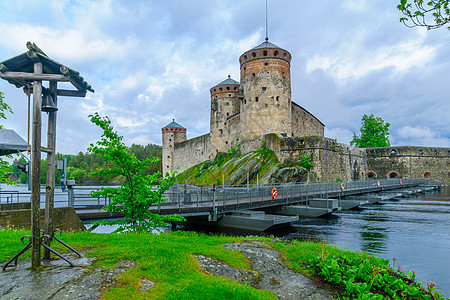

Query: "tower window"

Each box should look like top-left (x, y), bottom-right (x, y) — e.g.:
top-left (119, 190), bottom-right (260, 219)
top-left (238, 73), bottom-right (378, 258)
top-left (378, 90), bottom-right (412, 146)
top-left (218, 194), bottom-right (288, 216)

top-left (265, 104), bottom-right (268, 107)
top-left (219, 87), bottom-right (222, 91)
top-left (234, 87), bottom-right (237, 90)
top-left (244, 55), bottom-right (247, 60)
top-left (276, 96), bottom-right (279, 101)
top-left (264, 62), bottom-right (268, 66)
top-left (252, 52), bottom-right (256, 57)
top-left (228, 94), bottom-right (231, 96)
top-left (227, 113), bottom-right (229, 116)
top-left (244, 100), bottom-right (247, 104)
top-left (226, 102), bottom-right (229, 105)
top-left (263, 50), bottom-right (268, 56)
top-left (274, 50), bottom-right (279, 56)
top-left (226, 86), bottom-right (230, 90)
top-left (213, 89), bottom-right (216, 92)
top-left (219, 129), bottom-right (223, 135)
top-left (255, 97), bottom-right (259, 102)
top-left (262, 87), bottom-right (267, 92)
top-left (252, 73), bottom-right (255, 77)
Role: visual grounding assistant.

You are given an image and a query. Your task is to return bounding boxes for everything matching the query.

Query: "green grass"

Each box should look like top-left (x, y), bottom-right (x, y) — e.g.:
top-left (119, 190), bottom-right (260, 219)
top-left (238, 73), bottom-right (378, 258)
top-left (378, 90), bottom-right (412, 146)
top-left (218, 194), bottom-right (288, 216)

top-left (1, 230), bottom-right (447, 299)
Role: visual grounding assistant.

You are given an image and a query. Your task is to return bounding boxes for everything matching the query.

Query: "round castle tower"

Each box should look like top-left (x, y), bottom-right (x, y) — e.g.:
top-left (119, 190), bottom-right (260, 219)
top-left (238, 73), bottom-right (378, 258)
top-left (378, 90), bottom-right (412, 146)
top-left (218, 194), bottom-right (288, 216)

top-left (161, 120), bottom-right (186, 175)
top-left (209, 75), bottom-right (240, 159)
top-left (239, 39), bottom-right (292, 149)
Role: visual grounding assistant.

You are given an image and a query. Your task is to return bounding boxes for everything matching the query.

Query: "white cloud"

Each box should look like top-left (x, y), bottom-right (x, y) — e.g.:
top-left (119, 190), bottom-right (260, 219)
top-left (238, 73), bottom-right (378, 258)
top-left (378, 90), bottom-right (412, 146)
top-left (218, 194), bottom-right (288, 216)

top-left (342, 0), bottom-right (368, 13)
top-left (306, 30), bottom-right (437, 81)
top-left (396, 126), bottom-right (450, 147)
top-left (398, 126), bottom-right (435, 139)
top-left (324, 127), bottom-right (354, 145)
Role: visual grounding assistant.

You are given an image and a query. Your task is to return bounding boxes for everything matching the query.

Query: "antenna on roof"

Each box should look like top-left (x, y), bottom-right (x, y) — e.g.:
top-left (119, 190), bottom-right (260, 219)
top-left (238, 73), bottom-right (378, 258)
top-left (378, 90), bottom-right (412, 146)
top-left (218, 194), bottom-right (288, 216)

top-left (265, 0), bottom-right (269, 41)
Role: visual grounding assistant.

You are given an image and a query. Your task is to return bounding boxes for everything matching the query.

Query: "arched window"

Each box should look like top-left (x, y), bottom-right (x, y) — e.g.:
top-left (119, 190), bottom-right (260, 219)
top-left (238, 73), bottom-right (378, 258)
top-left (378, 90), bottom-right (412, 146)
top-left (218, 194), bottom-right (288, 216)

top-left (423, 171), bottom-right (432, 178)
top-left (387, 171), bottom-right (399, 178)
top-left (367, 171), bottom-right (377, 179)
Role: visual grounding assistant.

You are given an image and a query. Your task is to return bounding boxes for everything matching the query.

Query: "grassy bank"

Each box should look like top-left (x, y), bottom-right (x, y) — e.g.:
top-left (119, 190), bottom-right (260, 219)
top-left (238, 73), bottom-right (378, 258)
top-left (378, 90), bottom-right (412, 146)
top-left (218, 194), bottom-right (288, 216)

top-left (0, 230), bottom-right (446, 299)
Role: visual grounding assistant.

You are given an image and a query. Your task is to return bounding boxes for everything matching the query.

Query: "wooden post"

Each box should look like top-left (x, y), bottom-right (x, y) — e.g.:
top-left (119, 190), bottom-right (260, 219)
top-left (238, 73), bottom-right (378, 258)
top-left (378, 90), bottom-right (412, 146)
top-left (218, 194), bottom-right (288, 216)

top-left (31, 62), bottom-right (42, 267)
top-left (44, 81), bottom-right (57, 259)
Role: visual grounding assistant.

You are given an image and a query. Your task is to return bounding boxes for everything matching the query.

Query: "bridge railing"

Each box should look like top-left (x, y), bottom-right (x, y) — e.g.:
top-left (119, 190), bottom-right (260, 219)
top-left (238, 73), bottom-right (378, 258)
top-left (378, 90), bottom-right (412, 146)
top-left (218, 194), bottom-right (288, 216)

top-left (0, 178), bottom-right (432, 212)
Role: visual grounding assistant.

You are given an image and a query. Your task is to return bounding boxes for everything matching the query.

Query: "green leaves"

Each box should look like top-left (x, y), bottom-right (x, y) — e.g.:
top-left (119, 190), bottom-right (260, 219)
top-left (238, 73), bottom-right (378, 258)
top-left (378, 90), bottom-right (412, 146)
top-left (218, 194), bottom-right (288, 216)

top-left (397, 0), bottom-right (450, 30)
top-left (350, 114), bottom-right (390, 148)
top-left (0, 91), bottom-right (17, 186)
top-left (88, 112), bottom-right (184, 232)
top-left (309, 248), bottom-right (446, 299)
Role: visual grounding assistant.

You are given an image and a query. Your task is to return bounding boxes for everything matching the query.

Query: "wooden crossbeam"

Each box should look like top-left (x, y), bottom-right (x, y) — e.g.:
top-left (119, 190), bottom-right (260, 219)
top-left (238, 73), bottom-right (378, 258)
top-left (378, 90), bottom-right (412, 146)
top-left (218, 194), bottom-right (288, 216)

top-left (0, 72), bottom-right (70, 82)
top-left (57, 89), bottom-right (87, 97)
top-left (23, 87), bottom-right (87, 98)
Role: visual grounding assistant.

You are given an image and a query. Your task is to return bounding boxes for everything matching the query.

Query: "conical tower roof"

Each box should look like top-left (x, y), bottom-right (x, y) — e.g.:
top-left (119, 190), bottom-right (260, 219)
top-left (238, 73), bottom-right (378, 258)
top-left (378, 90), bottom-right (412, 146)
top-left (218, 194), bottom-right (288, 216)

top-left (252, 40), bottom-right (284, 50)
top-left (210, 75), bottom-right (240, 96)
top-left (239, 39), bottom-right (291, 66)
top-left (213, 75), bottom-right (239, 87)
top-left (162, 119), bottom-right (185, 129)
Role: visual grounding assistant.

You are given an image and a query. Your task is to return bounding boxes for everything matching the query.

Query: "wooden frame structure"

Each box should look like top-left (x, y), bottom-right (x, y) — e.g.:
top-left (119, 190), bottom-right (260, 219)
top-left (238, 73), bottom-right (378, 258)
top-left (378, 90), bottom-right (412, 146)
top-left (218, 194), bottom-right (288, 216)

top-left (0, 42), bottom-right (94, 267)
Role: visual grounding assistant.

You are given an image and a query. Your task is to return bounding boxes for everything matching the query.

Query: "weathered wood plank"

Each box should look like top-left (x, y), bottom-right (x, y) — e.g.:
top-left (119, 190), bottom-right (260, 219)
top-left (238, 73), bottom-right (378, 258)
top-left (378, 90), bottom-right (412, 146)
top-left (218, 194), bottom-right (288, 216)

top-left (0, 63), bottom-right (8, 73)
top-left (22, 88), bottom-right (87, 98)
top-left (26, 41), bottom-right (48, 57)
top-left (60, 66), bottom-right (88, 92)
top-left (44, 81), bottom-right (57, 259)
top-left (56, 89), bottom-right (87, 97)
top-left (26, 50), bottom-right (40, 62)
top-left (31, 62), bottom-right (43, 268)
top-left (0, 72), bottom-right (69, 82)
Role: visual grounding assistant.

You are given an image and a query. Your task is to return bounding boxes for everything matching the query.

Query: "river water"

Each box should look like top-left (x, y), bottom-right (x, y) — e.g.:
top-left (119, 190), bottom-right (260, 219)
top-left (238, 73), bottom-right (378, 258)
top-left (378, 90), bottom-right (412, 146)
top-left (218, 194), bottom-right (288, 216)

top-left (282, 187), bottom-right (450, 296)
top-left (184, 186), bottom-right (450, 296)
top-left (1, 184), bottom-right (449, 296)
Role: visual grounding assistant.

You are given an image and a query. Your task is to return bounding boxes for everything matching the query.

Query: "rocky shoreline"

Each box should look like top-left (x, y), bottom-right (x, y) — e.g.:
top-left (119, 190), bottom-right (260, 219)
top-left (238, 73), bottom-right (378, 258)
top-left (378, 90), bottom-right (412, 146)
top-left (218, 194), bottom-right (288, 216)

top-left (1, 242), bottom-right (330, 299)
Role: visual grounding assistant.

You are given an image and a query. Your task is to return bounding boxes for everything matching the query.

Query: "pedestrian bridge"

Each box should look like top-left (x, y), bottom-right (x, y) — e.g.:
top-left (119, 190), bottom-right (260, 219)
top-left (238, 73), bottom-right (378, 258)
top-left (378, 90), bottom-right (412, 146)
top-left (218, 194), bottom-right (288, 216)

top-left (0, 179), bottom-right (442, 231)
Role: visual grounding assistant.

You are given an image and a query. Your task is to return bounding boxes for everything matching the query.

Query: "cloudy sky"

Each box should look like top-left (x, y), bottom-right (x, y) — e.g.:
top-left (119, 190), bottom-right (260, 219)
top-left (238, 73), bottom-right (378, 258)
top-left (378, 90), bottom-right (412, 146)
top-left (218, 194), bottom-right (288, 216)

top-left (0, 0), bottom-right (449, 155)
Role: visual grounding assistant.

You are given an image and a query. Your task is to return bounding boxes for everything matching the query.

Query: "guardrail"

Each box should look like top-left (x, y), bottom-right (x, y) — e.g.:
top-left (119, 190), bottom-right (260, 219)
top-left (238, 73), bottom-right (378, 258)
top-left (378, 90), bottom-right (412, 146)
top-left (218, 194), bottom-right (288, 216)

top-left (0, 178), bottom-right (439, 216)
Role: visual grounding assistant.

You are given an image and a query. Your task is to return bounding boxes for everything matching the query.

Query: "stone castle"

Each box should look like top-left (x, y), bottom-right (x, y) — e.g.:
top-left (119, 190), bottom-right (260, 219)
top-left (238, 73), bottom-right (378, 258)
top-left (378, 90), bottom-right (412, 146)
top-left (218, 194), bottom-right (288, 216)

top-left (162, 39), bottom-right (449, 183)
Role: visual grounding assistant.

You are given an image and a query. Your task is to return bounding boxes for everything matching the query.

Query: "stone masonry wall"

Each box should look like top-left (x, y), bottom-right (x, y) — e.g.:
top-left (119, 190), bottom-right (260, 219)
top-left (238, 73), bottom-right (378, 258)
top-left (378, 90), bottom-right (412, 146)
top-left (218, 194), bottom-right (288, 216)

top-left (227, 113), bottom-right (241, 150)
top-left (265, 134), bottom-right (367, 182)
top-left (210, 83), bottom-right (240, 159)
top-left (239, 48), bottom-right (292, 144)
top-left (291, 102), bottom-right (324, 137)
top-left (265, 134), bottom-right (449, 183)
top-left (366, 146), bottom-right (450, 183)
top-left (174, 133), bottom-right (211, 173)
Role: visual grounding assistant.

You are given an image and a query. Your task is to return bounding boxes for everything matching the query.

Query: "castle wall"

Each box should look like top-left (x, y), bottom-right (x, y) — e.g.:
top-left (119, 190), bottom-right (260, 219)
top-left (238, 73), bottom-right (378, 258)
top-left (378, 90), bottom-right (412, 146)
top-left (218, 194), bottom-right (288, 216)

top-left (366, 146), bottom-right (450, 183)
top-left (291, 102), bottom-right (324, 137)
top-left (210, 81), bottom-right (240, 159)
top-left (173, 133), bottom-right (211, 173)
top-left (162, 132), bottom-right (174, 176)
top-left (162, 128), bottom-right (186, 176)
top-left (265, 134), bottom-right (367, 182)
top-left (265, 134), bottom-right (450, 183)
top-left (239, 48), bottom-right (292, 144)
top-left (227, 112), bottom-right (240, 148)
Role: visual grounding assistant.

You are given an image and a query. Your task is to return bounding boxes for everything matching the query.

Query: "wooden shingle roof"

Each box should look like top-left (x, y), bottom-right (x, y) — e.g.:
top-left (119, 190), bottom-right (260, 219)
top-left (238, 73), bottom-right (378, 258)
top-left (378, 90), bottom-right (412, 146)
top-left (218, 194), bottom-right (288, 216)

top-left (0, 42), bottom-right (94, 93)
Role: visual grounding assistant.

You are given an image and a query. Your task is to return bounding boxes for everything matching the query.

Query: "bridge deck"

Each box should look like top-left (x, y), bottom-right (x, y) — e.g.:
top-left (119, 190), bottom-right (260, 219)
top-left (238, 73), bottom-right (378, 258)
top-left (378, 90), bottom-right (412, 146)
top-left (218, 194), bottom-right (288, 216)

top-left (73, 179), bottom-right (440, 221)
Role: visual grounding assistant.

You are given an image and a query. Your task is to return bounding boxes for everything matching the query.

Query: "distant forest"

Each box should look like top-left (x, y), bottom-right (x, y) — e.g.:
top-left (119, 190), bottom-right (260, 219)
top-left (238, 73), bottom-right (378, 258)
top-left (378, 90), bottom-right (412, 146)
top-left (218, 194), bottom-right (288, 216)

top-left (9, 143), bottom-right (162, 185)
